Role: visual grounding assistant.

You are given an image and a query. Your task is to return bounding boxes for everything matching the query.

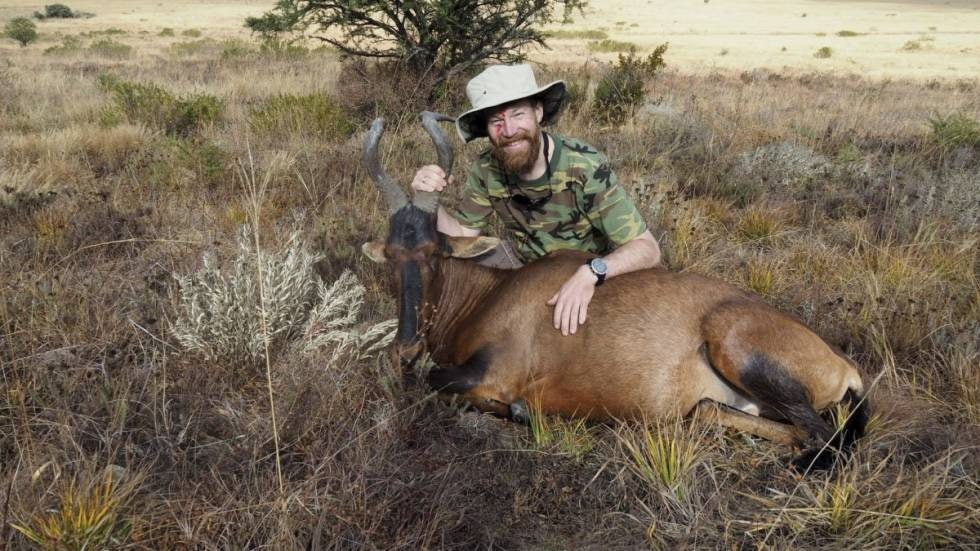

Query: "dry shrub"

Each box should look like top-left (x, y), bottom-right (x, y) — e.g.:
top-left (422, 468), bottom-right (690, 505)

top-left (334, 59), bottom-right (467, 122)
top-left (249, 92), bottom-right (353, 143)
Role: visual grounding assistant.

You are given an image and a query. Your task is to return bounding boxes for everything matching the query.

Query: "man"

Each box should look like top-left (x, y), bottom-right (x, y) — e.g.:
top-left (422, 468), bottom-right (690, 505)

top-left (412, 64), bottom-right (661, 336)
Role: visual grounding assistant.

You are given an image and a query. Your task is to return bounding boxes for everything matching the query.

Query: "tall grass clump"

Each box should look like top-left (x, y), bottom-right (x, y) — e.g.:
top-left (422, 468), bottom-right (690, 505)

top-left (588, 39), bottom-right (639, 53)
top-left (814, 46), bottom-right (833, 58)
top-left (98, 74), bottom-right (224, 136)
top-left (88, 38), bottom-right (132, 59)
top-left (249, 93), bottom-right (353, 142)
top-left (592, 44), bottom-right (668, 124)
top-left (526, 403), bottom-right (597, 461)
top-left (11, 469), bottom-right (139, 549)
top-left (43, 35), bottom-right (83, 56)
top-left (928, 112), bottom-right (980, 150)
top-left (171, 225), bottom-right (393, 364)
top-left (616, 417), bottom-right (709, 504)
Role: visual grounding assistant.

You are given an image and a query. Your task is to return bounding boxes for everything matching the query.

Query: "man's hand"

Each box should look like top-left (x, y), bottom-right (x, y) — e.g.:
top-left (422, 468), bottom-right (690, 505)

top-left (412, 165), bottom-right (452, 192)
top-left (546, 265), bottom-right (597, 336)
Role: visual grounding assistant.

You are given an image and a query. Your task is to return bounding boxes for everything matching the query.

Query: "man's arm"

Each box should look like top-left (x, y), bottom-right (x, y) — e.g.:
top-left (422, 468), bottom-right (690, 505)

top-left (600, 229), bottom-right (661, 277)
top-left (546, 230), bottom-right (661, 336)
top-left (437, 205), bottom-right (481, 237)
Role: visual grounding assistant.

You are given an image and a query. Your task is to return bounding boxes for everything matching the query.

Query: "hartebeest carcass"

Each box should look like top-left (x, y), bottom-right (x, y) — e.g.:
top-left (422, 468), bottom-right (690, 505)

top-left (361, 112), bottom-right (870, 470)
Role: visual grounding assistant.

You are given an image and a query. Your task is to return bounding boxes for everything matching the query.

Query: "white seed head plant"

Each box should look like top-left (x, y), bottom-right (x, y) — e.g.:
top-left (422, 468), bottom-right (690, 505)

top-left (171, 225), bottom-right (395, 365)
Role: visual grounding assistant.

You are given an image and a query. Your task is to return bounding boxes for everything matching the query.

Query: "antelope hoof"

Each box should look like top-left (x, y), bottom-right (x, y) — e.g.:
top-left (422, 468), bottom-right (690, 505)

top-left (509, 399), bottom-right (531, 425)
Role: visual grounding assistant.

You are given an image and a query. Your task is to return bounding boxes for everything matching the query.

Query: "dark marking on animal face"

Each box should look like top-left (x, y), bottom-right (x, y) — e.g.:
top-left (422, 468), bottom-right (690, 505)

top-left (387, 205), bottom-right (438, 252)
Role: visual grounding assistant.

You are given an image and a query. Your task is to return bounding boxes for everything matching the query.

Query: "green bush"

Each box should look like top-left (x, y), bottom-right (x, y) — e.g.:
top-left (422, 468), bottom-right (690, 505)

top-left (588, 39), bottom-right (638, 53)
top-left (98, 74), bottom-right (225, 136)
top-left (592, 44), bottom-right (668, 124)
top-left (181, 28), bottom-right (202, 38)
top-left (5, 17), bottom-right (38, 47)
top-left (44, 4), bottom-right (74, 18)
top-left (43, 34), bottom-right (82, 56)
top-left (159, 27), bottom-right (174, 37)
top-left (814, 46), bottom-right (833, 58)
top-left (929, 113), bottom-right (980, 149)
top-left (249, 93), bottom-right (352, 141)
top-left (89, 38), bottom-right (132, 59)
top-left (836, 30), bottom-right (862, 37)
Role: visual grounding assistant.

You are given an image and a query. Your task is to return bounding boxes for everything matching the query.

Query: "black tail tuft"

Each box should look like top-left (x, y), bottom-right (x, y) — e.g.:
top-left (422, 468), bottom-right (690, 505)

top-left (792, 389), bottom-right (870, 473)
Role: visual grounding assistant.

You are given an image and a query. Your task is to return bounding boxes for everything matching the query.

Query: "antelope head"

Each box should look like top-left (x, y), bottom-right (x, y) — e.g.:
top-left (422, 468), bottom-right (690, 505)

top-left (361, 112), bottom-right (498, 366)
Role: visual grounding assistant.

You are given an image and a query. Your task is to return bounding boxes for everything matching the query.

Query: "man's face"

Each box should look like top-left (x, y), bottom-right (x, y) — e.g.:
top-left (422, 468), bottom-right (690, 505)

top-left (486, 100), bottom-right (544, 175)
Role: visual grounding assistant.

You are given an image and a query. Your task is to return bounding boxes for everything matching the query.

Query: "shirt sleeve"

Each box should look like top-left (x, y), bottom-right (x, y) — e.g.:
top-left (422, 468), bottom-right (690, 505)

top-left (450, 164), bottom-right (495, 230)
top-left (583, 159), bottom-right (648, 246)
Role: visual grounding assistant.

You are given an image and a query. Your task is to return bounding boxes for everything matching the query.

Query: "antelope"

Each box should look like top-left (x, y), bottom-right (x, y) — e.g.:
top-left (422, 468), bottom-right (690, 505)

top-left (361, 112), bottom-right (870, 470)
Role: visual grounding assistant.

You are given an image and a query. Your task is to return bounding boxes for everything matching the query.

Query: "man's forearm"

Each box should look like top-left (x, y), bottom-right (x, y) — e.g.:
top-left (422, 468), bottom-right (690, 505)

top-left (603, 230), bottom-right (661, 279)
top-left (436, 205), bottom-right (481, 237)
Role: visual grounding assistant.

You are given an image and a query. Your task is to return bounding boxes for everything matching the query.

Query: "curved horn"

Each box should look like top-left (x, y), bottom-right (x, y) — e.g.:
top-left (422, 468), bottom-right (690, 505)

top-left (363, 117), bottom-right (408, 214)
top-left (415, 111), bottom-right (456, 213)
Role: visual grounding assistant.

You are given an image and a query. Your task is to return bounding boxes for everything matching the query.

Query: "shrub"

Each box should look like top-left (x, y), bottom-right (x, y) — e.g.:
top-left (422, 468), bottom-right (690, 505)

top-left (181, 28), bottom-right (202, 37)
top-left (592, 44), bottom-right (668, 124)
top-left (814, 46), bottom-right (833, 58)
top-left (159, 27), bottom-right (174, 37)
top-left (902, 40), bottom-right (921, 51)
top-left (171, 227), bottom-right (395, 363)
top-left (547, 29), bottom-right (607, 40)
top-left (249, 93), bottom-right (353, 142)
top-left (928, 113), bottom-right (980, 149)
top-left (836, 30), bottom-right (862, 37)
top-left (5, 17), bottom-right (38, 47)
top-left (587, 39), bottom-right (638, 53)
top-left (43, 35), bottom-right (82, 56)
top-left (44, 4), bottom-right (75, 18)
top-left (88, 38), bottom-right (132, 59)
top-left (170, 38), bottom-right (215, 57)
top-left (220, 38), bottom-right (254, 59)
top-left (98, 74), bottom-right (224, 136)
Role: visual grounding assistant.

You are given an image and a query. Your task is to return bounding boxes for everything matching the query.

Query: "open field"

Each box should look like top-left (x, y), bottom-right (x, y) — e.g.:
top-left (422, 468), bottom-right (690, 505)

top-left (2, 1), bottom-right (979, 549)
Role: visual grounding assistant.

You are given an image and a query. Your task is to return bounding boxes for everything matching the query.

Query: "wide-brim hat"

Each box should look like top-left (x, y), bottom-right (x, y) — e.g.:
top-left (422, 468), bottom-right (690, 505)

top-left (456, 64), bottom-right (566, 143)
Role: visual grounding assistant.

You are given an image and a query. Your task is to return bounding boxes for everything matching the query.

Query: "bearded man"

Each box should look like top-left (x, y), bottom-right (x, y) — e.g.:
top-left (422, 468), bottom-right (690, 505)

top-left (411, 64), bottom-right (662, 336)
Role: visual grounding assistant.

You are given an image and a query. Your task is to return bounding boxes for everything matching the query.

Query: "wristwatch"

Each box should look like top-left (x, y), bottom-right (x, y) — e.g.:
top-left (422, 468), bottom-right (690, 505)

top-left (586, 257), bottom-right (608, 286)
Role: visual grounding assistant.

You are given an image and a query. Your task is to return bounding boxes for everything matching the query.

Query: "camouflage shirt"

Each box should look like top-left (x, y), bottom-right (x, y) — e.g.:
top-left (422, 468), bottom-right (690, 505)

top-left (451, 133), bottom-right (648, 262)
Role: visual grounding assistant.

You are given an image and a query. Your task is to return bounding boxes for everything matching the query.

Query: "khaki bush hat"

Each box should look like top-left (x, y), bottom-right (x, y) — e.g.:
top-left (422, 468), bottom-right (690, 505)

top-left (456, 64), bottom-right (567, 142)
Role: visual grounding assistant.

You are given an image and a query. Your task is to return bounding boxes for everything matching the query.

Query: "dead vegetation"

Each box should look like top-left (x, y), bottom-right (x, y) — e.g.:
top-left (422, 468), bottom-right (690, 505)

top-left (1, 30), bottom-right (978, 550)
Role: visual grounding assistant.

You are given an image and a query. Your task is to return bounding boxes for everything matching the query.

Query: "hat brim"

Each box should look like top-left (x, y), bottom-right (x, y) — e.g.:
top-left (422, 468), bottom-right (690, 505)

top-left (455, 80), bottom-right (567, 143)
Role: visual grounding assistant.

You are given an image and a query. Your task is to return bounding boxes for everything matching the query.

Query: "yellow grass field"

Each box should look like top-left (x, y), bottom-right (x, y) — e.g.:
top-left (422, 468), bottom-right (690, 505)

top-left (1, 0), bottom-right (978, 549)
top-left (3, 0), bottom-right (979, 78)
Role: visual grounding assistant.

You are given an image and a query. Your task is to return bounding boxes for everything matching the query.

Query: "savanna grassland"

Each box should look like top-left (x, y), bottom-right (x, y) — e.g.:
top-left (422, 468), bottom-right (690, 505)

top-left (1, 1), bottom-right (979, 549)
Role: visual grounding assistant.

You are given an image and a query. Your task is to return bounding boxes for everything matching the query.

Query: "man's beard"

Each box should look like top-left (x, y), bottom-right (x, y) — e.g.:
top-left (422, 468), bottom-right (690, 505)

top-left (490, 128), bottom-right (542, 175)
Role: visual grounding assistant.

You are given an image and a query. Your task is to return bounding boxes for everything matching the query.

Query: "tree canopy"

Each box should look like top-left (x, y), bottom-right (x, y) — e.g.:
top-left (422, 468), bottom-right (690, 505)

top-left (246, 0), bottom-right (587, 83)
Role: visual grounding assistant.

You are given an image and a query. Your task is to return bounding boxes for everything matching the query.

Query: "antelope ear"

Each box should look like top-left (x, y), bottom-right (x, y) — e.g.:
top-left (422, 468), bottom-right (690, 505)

top-left (445, 236), bottom-right (500, 258)
top-left (361, 241), bottom-right (387, 263)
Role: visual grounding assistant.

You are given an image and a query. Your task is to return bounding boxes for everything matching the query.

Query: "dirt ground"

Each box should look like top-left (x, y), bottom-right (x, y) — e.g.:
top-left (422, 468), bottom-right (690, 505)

top-left (2, 0), bottom-right (978, 79)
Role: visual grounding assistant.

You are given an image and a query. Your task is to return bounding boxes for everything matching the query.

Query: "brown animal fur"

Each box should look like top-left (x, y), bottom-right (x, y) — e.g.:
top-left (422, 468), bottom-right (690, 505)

top-left (389, 247), bottom-right (864, 443)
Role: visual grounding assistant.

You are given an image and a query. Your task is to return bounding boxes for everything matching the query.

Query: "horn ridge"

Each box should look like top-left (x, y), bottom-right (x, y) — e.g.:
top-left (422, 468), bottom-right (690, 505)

top-left (363, 117), bottom-right (408, 214)
top-left (416, 111), bottom-right (456, 214)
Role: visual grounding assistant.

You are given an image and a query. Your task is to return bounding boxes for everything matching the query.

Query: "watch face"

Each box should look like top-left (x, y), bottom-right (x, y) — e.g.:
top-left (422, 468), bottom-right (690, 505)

top-left (590, 258), bottom-right (608, 276)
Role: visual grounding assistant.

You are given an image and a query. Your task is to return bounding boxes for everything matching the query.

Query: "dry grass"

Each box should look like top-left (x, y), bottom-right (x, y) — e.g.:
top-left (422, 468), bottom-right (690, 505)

top-left (1, 9), bottom-right (979, 550)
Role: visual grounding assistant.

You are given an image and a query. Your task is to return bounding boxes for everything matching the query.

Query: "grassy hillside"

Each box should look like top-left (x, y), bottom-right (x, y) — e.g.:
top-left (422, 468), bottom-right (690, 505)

top-left (1, 15), bottom-right (978, 551)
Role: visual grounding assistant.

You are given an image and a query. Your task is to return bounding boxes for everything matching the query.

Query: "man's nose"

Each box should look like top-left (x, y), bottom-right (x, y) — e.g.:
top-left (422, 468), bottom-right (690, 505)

top-left (502, 117), bottom-right (520, 137)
